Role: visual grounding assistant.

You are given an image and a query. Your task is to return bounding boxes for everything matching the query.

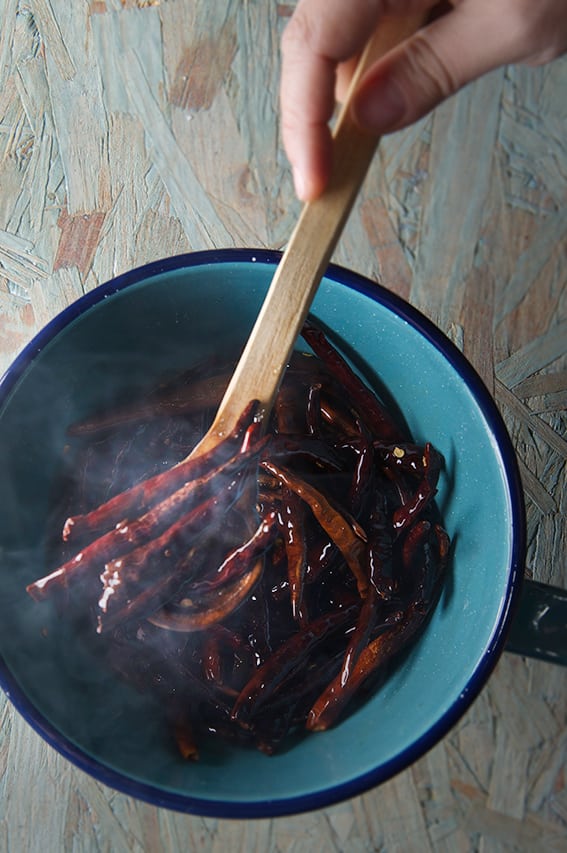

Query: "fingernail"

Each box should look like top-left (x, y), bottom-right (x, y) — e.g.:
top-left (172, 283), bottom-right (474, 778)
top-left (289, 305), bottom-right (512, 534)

top-left (354, 78), bottom-right (406, 133)
top-left (293, 168), bottom-right (308, 201)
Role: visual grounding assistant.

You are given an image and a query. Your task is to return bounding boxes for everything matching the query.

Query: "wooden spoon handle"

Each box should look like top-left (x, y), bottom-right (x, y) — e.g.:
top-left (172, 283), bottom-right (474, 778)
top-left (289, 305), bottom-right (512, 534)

top-left (207, 15), bottom-right (423, 445)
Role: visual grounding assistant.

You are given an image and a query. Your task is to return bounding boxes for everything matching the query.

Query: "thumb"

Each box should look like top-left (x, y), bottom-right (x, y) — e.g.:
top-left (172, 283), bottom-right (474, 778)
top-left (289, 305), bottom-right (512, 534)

top-left (352, 2), bottom-right (528, 134)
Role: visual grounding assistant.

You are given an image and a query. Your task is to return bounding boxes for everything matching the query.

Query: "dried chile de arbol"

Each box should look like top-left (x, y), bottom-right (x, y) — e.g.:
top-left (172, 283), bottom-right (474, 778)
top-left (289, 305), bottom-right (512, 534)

top-left (27, 320), bottom-right (450, 756)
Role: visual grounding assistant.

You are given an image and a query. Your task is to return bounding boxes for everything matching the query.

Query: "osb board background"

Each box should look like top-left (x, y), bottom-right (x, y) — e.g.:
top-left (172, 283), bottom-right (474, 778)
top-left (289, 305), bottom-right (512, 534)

top-left (0, 1), bottom-right (565, 850)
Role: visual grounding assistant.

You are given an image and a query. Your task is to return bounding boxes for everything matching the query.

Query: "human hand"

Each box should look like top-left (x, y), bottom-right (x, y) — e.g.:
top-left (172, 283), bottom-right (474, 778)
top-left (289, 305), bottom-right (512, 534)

top-left (280, 0), bottom-right (567, 200)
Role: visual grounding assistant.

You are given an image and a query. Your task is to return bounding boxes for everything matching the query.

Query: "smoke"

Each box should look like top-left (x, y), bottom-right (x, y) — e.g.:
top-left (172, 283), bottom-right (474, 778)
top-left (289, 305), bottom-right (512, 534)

top-left (0, 349), bottom-right (245, 775)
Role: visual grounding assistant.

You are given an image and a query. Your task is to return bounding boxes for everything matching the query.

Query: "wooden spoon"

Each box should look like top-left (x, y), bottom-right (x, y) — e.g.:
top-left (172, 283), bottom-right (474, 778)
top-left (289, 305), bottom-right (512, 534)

top-left (195, 15), bottom-right (423, 456)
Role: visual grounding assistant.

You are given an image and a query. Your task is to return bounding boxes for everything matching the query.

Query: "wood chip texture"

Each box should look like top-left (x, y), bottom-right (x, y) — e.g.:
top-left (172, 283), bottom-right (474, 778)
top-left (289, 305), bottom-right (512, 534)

top-left (0, 1), bottom-right (565, 850)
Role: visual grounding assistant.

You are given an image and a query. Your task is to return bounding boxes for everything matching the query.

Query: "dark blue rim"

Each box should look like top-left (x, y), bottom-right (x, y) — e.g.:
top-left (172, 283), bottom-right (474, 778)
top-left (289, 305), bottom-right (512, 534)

top-left (0, 248), bottom-right (526, 818)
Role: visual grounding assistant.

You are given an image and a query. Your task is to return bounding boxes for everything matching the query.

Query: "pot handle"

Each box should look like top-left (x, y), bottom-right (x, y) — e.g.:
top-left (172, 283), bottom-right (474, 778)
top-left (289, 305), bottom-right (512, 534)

top-left (505, 579), bottom-right (567, 665)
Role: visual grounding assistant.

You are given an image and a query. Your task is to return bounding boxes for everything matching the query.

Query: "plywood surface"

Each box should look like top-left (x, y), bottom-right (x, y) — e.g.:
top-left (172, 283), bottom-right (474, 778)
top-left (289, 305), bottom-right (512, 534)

top-left (0, 1), bottom-right (565, 850)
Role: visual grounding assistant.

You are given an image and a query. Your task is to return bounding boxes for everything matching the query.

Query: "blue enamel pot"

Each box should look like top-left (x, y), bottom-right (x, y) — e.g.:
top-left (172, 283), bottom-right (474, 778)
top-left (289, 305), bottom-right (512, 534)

top-left (0, 249), bottom-right (562, 817)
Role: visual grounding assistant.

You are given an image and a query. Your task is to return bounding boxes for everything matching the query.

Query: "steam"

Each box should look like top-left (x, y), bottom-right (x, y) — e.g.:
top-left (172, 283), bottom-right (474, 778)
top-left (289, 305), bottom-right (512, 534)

top-left (0, 359), bottom-right (246, 769)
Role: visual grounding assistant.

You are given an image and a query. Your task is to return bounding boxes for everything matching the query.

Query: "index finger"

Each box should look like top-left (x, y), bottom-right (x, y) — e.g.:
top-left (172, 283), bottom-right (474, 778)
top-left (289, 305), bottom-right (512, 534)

top-left (280, 0), bottom-right (437, 200)
top-left (280, 0), bottom-right (386, 200)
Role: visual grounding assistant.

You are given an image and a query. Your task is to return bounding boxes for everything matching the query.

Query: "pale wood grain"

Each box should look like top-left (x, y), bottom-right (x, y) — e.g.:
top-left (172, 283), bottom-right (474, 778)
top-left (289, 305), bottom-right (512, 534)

top-left (411, 71), bottom-right (504, 327)
top-left (198, 15), bottom-right (424, 450)
top-left (0, 1), bottom-right (565, 850)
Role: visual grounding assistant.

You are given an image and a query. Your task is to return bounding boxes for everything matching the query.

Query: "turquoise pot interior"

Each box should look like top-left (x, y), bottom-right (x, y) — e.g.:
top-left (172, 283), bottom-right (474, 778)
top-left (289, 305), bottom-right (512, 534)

top-left (0, 250), bottom-right (524, 817)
